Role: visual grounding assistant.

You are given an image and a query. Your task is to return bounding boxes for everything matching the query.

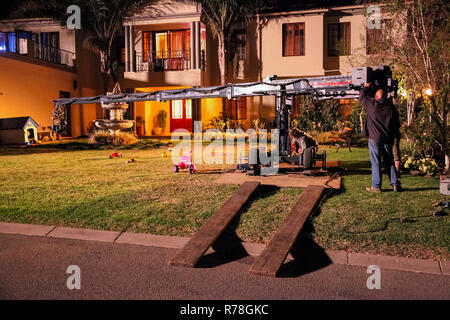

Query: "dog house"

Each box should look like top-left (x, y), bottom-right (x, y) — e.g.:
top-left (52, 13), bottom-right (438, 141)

top-left (0, 117), bottom-right (39, 145)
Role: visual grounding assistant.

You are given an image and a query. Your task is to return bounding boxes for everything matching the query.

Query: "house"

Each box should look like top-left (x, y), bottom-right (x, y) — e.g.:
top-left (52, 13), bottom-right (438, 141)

top-left (122, 0), bottom-right (383, 135)
top-left (122, 0), bottom-right (220, 136)
top-left (0, 18), bottom-right (104, 139)
top-left (0, 116), bottom-right (38, 144)
top-left (0, 1), bottom-right (385, 138)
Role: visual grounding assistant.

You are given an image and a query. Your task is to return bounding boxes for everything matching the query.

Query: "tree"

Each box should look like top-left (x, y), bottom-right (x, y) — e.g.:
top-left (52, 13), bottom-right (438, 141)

top-left (193, 0), bottom-right (268, 85)
top-left (11, 0), bottom-right (153, 92)
top-left (363, 0), bottom-right (449, 171)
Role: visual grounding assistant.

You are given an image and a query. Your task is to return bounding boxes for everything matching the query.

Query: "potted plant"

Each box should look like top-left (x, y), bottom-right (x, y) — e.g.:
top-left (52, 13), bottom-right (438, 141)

top-left (154, 110), bottom-right (167, 135)
top-left (136, 116), bottom-right (145, 137)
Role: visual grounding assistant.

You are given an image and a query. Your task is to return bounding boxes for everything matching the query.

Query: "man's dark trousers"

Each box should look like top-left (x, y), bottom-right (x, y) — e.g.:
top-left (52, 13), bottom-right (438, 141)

top-left (368, 139), bottom-right (399, 189)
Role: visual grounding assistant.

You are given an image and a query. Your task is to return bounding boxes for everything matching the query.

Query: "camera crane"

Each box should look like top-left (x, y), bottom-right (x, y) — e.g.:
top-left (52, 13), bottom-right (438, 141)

top-left (52, 66), bottom-right (397, 172)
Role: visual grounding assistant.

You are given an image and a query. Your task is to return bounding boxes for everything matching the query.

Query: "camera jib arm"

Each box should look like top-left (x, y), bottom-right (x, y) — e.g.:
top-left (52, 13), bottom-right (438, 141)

top-left (52, 66), bottom-right (397, 172)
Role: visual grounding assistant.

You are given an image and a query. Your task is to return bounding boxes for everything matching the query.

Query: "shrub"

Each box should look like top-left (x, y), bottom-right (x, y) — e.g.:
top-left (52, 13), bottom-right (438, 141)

top-left (157, 110), bottom-right (167, 128)
top-left (349, 101), bottom-right (363, 134)
top-left (209, 113), bottom-right (228, 132)
top-left (88, 130), bottom-right (139, 146)
top-left (252, 119), bottom-right (265, 132)
top-left (290, 96), bottom-right (341, 132)
top-left (312, 131), bottom-right (333, 145)
top-left (403, 156), bottom-right (439, 176)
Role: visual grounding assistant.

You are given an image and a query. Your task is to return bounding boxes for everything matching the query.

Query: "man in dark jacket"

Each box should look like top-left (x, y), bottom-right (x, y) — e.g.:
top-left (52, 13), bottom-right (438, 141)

top-left (360, 83), bottom-right (401, 192)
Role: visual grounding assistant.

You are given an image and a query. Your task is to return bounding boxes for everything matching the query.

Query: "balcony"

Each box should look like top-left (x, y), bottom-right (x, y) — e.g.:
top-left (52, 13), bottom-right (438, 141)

top-left (0, 31), bottom-right (75, 68)
top-left (131, 50), bottom-right (205, 72)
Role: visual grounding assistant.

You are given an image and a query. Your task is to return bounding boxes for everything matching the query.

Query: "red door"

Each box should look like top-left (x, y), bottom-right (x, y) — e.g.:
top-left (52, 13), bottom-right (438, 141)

top-left (170, 99), bottom-right (192, 132)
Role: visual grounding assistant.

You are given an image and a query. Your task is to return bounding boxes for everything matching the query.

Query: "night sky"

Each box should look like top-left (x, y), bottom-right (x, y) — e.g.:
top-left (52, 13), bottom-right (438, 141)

top-left (0, 0), bottom-right (29, 19)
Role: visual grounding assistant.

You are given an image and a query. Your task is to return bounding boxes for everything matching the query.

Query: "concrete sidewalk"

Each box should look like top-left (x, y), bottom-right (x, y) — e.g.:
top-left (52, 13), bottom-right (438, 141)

top-left (0, 222), bottom-right (448, 276)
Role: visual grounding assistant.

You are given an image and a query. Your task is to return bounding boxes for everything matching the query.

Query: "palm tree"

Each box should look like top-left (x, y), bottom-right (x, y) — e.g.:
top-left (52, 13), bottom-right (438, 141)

top-left (10, 0), bottom-right (153, 92)
top-left (193, 0), bottom-right (268, 85)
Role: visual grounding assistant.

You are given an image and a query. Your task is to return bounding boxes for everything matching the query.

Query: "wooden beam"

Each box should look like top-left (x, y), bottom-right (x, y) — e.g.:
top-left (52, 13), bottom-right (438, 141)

top-left (214, 172), bottom-right (341, 189)
top-left (170, 181), bottom-right (260, 268)
top-left (249, 185), bottom-right (325, 277)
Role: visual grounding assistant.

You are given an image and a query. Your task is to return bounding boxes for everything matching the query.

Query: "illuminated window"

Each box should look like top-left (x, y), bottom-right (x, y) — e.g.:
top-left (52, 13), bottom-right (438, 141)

top-left (8, 33), bottom-right (15, 52)
top-left (143, 32), bottom-right (152, 61)
top-left (172, 100), bottom-right (183, 119)
top-left (0, 33), bottom-right (6, 51)
top-left (185, 100), bottom-right (192, 119)
top-left (143, 30), bottom-right (191, 70)
top-left (17, 31), bottom-right (29, 55)
top-left (169, 30), bottom-right (190, 58)
top-left (155, 32), bottom-right (168, 59)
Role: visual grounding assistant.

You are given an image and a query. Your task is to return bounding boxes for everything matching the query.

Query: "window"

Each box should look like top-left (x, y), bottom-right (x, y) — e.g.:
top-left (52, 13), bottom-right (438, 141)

top-left (8, 33), bottom-right (15, 52)
top-left (0, 33), bottom-right (6, 51)
top-left (142, 31), bottom-right (152, 61)
top-left (41, 32), bottom-right (59, 48)
top-left (155, 32), bottom-right (168, 59)
top-left (366, 20), bottom-right (388, 54)
top-left (226, 97), bottom-right (247, 120)
top-left (142, 30), bottom-right (190, 61)
top-left (185, 100), bottom-right (192, 119)
top-left (169, 30), bottom-right (190, 58)
top-left (121, 47), bottom-right (126, 63)
top-left (171, 100), bottom-right (183, 119)
top-left (41, 32), bottom-right (60, 63)
top-left (235, 32), bottom-right (246, 60)
top-left (328, 23), bottom-right (351, 56)
top-left (282, 23), bottom-right (305, 56)
top-left (17, 31), bottom-right (30, 54)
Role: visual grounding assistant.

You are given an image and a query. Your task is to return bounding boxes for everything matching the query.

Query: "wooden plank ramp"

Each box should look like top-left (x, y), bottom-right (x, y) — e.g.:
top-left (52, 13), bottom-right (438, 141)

top-left (249, 185), bottom-right (325, 277)
top-left (170, 181), bottom-right (260, 268)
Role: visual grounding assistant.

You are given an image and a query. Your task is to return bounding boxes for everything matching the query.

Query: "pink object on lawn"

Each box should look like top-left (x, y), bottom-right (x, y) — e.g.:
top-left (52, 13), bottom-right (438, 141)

top-left (173, 151), bottom-right (196, 174)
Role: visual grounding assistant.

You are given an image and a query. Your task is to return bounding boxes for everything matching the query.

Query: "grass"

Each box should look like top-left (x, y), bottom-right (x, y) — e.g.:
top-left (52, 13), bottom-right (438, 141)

top-left (319, 147), bottom-right (450, 259)
top-left (0, 141), bottom-right (448, 260)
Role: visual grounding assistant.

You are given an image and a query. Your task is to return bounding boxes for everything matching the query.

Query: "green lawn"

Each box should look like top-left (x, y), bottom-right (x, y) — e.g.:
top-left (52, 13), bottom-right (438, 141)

top-left (318, 147), bottom-right (449, 260)
top-left (0, 141), bottom-right (448, 260)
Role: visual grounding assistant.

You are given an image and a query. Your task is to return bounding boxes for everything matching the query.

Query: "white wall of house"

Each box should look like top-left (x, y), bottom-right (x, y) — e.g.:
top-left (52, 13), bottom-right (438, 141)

top-left (0, 18), bottom-right (104, 138)
top-left (0, 19), bottom-right (76, 55)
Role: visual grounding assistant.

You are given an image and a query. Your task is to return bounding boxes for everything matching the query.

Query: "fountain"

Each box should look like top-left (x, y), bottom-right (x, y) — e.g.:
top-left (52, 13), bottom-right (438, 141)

top-left (94, 83), bottom-right (134, 135)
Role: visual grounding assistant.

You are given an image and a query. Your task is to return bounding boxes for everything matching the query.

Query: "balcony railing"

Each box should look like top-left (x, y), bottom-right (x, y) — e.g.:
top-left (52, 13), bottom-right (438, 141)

top-left (0, 32), bottom-right (75, 68)
top-left (131, 50), bottom-right (205, 72)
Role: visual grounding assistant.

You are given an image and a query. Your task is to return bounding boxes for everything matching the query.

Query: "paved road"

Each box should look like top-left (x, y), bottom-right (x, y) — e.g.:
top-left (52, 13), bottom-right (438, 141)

top-left (0, 233), bottom-right (449, 300)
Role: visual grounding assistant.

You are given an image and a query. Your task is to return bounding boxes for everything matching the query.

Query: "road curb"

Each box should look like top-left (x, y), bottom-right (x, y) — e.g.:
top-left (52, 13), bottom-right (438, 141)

top-left (0, 221), bottom-right (447, 276)
top-left (348, 252), bottom-right (442, 275)
top-left (0, 222), bottom-right (55, 237)
top-left (440, 261), bottom-right (450, 275)
top-left (48, 226), bottom-right (121, 243)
